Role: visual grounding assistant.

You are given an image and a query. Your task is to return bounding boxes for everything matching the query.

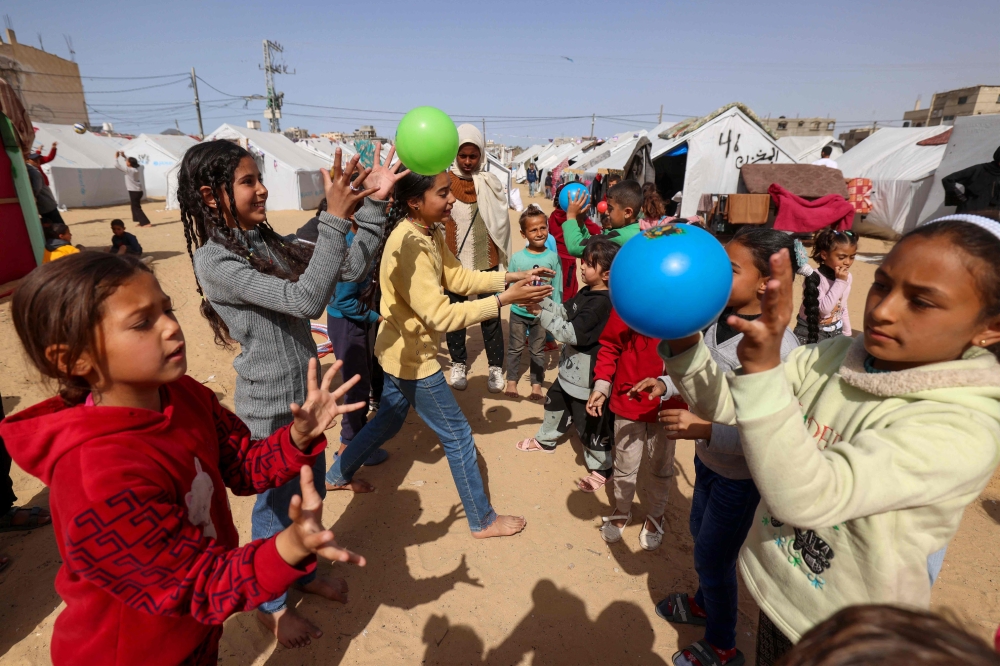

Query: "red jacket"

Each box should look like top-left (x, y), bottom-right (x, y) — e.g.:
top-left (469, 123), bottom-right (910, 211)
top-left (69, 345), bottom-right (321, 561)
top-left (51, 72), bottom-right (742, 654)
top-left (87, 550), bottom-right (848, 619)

top-left (548, 208), bottom-right (602, 302)
top-left (0, 376), bottom-right (324, 666)
top-left (592, 308), bottom-right (685, 422)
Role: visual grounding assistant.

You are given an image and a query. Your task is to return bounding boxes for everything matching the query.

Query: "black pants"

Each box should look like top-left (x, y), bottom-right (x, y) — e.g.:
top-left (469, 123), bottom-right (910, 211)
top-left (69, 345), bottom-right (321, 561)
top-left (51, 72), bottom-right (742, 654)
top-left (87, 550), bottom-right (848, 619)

top-left (445, 267), bottom-right (504, 368)
top-left (129, 190), bottom-right (151, 226)
top-left (0, 395), bottom-right (14, 515)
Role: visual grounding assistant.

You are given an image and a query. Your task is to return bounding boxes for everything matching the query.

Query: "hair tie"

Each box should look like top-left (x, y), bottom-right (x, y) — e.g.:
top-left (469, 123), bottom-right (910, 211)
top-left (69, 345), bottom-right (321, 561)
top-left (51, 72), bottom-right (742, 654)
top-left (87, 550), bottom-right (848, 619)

top-left (928, 214), bottom-right (1000, 241)
top-left (792, 239), bottom-right (813, 276)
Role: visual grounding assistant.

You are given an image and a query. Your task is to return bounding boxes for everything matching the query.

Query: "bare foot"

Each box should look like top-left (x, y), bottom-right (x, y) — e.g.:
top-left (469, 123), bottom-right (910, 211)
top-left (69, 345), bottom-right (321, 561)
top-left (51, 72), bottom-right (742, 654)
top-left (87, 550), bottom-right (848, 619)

top-left (256, 607), bottom-right (322, 649)
top-left (504, 381), bottom-right (519, 398)
top-left (529, 385), bottom-right (543, 401)
top-left (298, 577), bottom-right (349, 604)
top-left (325, 478), bottom-right (375, 493)
top-left (472, 515), bottom-right (526, 539)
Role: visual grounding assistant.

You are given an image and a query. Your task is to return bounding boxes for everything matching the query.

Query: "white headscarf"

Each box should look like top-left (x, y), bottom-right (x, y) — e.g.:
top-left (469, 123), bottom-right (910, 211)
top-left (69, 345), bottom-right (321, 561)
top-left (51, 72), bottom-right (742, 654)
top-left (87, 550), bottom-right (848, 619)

top-left (450, 124), bottom-right (511, 265)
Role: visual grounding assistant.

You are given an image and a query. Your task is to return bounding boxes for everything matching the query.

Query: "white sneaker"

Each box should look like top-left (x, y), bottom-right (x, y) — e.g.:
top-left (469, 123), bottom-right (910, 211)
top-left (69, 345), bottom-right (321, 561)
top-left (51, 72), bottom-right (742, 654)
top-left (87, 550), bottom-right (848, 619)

top-left (450, 363), bottom-right (468, 390)
top-left (487, 366), bottom-right (504, 393)
top-left (639, 516), bottom-right (665, 551)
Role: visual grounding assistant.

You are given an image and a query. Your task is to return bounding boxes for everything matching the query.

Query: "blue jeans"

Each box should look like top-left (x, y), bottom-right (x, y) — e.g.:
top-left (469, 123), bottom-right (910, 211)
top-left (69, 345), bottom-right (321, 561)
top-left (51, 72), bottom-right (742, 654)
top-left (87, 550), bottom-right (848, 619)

top-left (690, 455), bottom-right (761, 651)
top-left (252, 452), bottom-right (327, 614)
top-left (326, 371), bottom-right (497, 532)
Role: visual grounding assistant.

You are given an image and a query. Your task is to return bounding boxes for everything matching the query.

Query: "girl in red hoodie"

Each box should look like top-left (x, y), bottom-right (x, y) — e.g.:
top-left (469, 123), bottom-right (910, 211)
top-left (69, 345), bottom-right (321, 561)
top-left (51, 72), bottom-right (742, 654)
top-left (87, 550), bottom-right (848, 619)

top-left (1, 252), bottom-right (367, 666)
top-left (586, 309), bottom-right (686, 550)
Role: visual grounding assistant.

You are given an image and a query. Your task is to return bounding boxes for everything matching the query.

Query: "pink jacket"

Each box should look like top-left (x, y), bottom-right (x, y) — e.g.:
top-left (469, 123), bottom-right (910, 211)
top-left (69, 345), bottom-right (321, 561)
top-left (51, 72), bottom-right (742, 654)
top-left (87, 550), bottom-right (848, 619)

top-left (799, 269), bottom-right (852, 336)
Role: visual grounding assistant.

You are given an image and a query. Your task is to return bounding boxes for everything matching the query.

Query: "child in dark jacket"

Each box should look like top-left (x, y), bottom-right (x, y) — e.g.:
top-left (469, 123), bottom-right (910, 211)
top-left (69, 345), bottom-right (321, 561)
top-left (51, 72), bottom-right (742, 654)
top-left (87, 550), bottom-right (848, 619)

top-left (586, 308), bottom-right (686, 549)
top-left (1, 253), bottom-right (366, 666)
top-left (515, 237), bottom-right (618, 492)
top-left (109, 219), bottom-right (143, 255)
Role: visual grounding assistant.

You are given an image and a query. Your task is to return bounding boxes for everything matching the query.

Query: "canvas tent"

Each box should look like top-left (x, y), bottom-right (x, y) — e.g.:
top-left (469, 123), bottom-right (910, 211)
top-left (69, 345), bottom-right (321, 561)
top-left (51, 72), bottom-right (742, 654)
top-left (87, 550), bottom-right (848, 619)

top-left (646, 104), bottom-right (795, 217)
top-left (582, 132), bottom-right (653, 173)
top-left (776, 135), bottom-right (844, 164)
top-left (837, 126), bottom-right (949, 235)
top-left (120, 133), bottom-right (199, 198)
top-left (918, 115), bottom-right (1000, 223)
top-left (167, 124), bottom-right (328, 211)
top-left (31, 123), bottom-right (132, 208)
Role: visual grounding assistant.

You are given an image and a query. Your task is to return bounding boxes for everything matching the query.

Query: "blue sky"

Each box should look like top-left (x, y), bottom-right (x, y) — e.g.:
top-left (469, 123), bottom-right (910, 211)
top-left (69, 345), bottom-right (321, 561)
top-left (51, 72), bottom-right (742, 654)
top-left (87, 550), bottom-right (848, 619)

top-left (11, 0), bottom-right (1000, 145)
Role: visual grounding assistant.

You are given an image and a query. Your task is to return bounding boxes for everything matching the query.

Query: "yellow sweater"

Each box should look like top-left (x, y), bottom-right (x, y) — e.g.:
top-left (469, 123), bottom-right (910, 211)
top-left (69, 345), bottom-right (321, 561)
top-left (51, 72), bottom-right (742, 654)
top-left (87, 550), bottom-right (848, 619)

top-left (375, 221), bottom-right (506, 380)
top-left (42, 244), bottom-right (80, 263)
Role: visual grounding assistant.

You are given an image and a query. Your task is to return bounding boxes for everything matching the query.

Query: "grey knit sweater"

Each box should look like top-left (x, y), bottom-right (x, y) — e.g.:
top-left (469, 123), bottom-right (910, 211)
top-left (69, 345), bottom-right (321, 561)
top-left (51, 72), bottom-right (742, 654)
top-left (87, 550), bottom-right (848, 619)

top-left (193, 198), bottom-right (387, 439)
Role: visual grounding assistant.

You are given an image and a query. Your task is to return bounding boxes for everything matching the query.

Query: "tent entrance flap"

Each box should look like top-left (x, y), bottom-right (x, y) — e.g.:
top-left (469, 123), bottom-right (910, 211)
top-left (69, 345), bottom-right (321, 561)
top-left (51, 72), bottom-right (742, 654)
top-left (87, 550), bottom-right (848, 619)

top-left (655, 143), bottom-right (687, 216)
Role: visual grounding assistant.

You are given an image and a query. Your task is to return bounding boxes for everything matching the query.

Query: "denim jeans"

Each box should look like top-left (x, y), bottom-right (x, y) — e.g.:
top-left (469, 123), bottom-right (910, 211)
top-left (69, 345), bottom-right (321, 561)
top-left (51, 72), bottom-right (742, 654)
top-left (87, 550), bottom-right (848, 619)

top-left (252, 452), bottom-right (327, 614)
top-left (690, 455), bottom-right (761, 650)
top-left (326, 371), bottom-right (497, 532)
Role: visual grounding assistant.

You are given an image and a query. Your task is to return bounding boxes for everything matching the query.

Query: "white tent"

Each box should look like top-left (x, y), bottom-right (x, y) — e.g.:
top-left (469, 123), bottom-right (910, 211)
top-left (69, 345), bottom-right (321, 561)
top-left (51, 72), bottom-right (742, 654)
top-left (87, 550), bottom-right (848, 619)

top-left (31, 123), bottom-right (131, 208)
top-left (296, 137), bottom-right (357, 162)
top-left (168, 124), bottom-right (330, 211)
top-left (776, 135), bottom-right (844, 164)
top-left (120, 134), bottom-right (199, 198)
top-left (581, 132), bottom-right (651, 173)
top-left (837, 126), bottom-right (949, 234)
top-left (918, 115), bottom-right (1000, 223)
top-left (648, 106), bottom-right (795, 217)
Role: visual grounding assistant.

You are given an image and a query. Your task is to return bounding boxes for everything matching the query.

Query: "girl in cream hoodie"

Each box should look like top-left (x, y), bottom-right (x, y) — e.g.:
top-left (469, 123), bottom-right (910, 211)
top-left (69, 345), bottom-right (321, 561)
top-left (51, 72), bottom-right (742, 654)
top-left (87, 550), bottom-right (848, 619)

top-left (660, 215), bottom-right (1000, 666)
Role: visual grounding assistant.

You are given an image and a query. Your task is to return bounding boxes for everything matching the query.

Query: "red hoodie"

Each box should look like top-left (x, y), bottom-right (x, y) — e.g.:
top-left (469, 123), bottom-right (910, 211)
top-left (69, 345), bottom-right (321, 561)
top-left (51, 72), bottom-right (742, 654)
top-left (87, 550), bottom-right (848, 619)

top-left (0, 375), bottom-right (324, 666)
top-left (592, 308), bottom-right (686, 422)
top-left (548, 208), bottom-right (601, 302)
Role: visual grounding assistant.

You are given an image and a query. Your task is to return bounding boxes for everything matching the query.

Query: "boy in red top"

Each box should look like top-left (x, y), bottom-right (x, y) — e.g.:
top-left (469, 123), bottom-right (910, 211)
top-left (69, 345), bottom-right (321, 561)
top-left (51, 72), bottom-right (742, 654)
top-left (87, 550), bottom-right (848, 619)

top-left (548, 183), bottom-right (602, 302)
top-left (586, 308), bottom-right (685, 550)
top-left (1, 253), bottom-right (366, 665)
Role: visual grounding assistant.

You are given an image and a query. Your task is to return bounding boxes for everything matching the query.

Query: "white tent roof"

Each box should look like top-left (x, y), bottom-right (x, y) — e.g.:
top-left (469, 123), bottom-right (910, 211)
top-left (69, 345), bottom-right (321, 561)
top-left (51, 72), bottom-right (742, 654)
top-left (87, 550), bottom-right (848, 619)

top-left (512, 144), bottom-right (544, 166)
top-left (120, 133), bottom-right (199, 198)
top-left (581, 132), bottom-right (650, 173)
top-left (776, 135), bottom-right (843, 164)
top-left (30, 123), bottom-right (131, 207)
top-left (206, 124), bottom-right (330, 171)
top-left (31, 122), bottom-right (124, 169)
top-left (534, 142), bottom-right (583, 171)
top-left (918, 115), bottom-right (1000, 223)
top-left (123, 133), bottom-right (198, 161)
top-left (837, 126), bottom-right (950, 234)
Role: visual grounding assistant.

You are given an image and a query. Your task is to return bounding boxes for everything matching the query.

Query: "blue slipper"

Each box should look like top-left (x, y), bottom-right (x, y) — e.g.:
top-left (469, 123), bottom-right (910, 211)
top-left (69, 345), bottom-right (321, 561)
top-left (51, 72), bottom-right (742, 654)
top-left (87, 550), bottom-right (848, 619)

top-left (362, 448), bottom-right (389, 467)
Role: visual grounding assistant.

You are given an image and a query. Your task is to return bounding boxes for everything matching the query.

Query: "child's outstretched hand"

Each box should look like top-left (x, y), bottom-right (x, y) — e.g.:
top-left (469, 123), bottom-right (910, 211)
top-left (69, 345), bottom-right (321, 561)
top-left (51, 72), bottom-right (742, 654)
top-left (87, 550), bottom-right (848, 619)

top-left (359, 142), bottom-right (410, 200)
top-left (323, 149), bottom-right (376, 220)
top-left (728, 248), bottom-right (794, 374)
top-left (658, 409), bottom-right (713, 440)
top-left (499, 277), bottom-right (552, 306)
top-left (566, 189), bottom-right (590, 219)
top-left (289, 358), bottom-right (367, 450)
top-left (586, 391), bottom-right (606, 417)
top-left (628, 377), bottom-right (668, 401)
top-left (277, 465), bottom-right (366, 567)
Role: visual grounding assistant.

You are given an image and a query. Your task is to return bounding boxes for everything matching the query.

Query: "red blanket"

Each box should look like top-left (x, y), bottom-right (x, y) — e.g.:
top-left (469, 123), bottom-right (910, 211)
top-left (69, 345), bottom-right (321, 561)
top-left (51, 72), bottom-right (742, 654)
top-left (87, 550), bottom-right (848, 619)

top-left (768, 183), bottom-right (854, 233)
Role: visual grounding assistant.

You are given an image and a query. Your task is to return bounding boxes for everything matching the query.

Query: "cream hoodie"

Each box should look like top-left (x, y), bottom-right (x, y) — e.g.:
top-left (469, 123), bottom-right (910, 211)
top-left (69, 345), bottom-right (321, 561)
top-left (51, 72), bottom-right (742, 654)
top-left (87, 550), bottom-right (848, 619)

top-left (663, 335), bottom-right (1000, 642)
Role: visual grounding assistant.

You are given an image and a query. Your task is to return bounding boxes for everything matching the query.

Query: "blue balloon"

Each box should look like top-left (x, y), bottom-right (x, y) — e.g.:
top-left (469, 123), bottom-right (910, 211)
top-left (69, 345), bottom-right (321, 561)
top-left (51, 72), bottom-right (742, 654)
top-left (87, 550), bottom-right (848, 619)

top-left (610, 224), bottom-right (732, 340)
top-left (558, 183), bottom-right (590, 211)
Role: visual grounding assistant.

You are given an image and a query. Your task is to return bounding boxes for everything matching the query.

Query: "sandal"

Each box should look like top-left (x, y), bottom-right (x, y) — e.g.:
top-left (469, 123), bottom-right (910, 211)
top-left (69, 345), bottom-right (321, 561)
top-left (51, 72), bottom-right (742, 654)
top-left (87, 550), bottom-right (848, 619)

top-left (655, 593), bottom-right (707, 626)
top-left (0, 506), bottom-right (51, 533)
top-left (515, 438), bottom-right (554, 454)
top-left (639, 515), bottom-right (665, 551)
top-left (672, 640), bottom-right (745, 666)
top-left (600, 512), bottom-right (632, 543)
top-left (577, 471), bottom-right (608, 493)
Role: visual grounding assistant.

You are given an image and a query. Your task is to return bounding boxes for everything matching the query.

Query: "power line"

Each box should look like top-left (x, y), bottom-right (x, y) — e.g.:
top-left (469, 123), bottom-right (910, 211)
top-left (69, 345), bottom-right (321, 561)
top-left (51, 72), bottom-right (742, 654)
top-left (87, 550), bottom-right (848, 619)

top-left (17, 77), bottom-right (189, 94)
top-left (14, 70), bottom-right (188, 80)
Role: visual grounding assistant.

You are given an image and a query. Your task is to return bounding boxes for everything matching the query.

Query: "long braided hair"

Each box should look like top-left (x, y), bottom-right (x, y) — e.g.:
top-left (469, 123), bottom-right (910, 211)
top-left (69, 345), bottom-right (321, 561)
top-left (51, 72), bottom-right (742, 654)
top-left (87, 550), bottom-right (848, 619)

top-left (360, 170), bottom-right (439, 310)
top-left (178, 140), bottom-right (314, 347)
top-left (804, 228), bottom-right (858, 344)
top-left (731, 227), bottom-right (820, 343)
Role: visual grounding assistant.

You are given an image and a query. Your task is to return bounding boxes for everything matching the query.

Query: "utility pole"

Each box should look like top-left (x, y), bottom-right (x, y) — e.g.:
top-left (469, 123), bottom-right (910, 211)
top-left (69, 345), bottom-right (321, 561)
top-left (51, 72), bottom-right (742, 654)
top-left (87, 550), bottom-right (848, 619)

top-left (590, 113), bottom-right (595, 138)
top-left (482, 118), bottom-right (486, 142)
top-left (190, 67), bottom-right (204, 139)
top-left (261, 40), bottom-right (294, 133)
top-left (658, 104), bottom-right (663, 125)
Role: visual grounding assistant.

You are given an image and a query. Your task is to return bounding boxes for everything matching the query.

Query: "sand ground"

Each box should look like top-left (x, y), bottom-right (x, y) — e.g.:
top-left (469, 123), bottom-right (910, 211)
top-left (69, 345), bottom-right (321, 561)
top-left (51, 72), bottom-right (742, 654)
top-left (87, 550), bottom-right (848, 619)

top-left (0, 184), bottom-right (998, 665)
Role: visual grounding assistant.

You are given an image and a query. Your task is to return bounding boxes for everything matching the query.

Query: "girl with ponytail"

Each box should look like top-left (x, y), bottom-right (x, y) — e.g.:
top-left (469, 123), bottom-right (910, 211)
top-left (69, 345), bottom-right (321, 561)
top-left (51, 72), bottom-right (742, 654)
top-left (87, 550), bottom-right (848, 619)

top-left (328, 169), bottom-right (555, 540)
top-left (793, 228), bottom-right (858, 345)
top-left (179, 140), bottom-right (406, 648)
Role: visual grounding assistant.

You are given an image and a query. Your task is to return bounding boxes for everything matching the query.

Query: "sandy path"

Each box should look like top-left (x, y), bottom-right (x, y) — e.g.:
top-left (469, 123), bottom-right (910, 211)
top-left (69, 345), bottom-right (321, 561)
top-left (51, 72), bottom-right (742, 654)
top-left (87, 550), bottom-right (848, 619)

top-left (0, 186), bottom-right (996, 664)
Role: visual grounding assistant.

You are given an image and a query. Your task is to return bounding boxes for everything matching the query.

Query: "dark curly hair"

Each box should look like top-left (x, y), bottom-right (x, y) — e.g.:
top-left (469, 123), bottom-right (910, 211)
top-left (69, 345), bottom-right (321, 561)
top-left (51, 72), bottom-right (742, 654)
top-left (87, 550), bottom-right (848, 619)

top-left (731, 227), bottom-right (819, 343)
top-left (360, 170), bottom-right (439, 310)
top-left (641, 182), bottom-right (666, 220)
top-left (178, 140), bottom-right (314, 348)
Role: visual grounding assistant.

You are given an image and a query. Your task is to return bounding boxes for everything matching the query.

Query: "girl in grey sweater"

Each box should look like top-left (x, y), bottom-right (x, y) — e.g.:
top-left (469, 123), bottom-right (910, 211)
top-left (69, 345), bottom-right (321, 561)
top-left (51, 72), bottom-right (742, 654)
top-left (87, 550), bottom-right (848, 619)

top-left (179, 140), bottom-right (406, 649)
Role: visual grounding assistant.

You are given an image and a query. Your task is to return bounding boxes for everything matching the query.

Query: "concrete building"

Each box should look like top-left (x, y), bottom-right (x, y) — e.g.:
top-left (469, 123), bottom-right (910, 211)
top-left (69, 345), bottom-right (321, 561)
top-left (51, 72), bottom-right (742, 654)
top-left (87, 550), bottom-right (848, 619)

top-left (902, 85), bottom-right (1000, 127)
top-left (762, 116), bottom-right (837, 137)
top-left (838, 126), bottom-right (876, 151)
top-left (319, 126), bottom-right (389, 143)
top-left (0, 28), bottom-right (88, 125)
top-left (282, 126), bottom-right (310, 140)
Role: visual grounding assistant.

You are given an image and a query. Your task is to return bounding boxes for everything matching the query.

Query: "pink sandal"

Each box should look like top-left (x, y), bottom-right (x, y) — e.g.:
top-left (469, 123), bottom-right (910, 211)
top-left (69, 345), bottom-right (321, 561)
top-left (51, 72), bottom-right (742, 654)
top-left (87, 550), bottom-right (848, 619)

top-left (577, 471), bottom-right (609, 493)
top-left (515, 438), bottom-right (554, 454)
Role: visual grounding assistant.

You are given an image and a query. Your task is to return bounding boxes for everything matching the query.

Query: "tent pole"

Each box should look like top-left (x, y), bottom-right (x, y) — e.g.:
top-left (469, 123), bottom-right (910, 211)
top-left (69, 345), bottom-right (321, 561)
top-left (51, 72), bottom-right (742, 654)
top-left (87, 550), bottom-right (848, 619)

top-left (191, 67), bottom-right (204, 139)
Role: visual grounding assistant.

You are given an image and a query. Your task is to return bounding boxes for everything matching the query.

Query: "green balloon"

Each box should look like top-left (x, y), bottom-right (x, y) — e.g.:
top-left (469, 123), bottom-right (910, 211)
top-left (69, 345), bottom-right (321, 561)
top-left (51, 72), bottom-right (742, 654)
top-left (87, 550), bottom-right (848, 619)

top-left (394, 106), bottom-right (459, 176)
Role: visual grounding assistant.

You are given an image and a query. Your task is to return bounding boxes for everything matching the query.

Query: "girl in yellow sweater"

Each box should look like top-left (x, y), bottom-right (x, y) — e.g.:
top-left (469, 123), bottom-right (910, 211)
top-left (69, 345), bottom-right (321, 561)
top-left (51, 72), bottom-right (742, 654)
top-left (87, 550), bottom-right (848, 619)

top-left (325, 171), bottom-right (553, 538)
top-left (661, 215), bottom-right (1000, 665)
